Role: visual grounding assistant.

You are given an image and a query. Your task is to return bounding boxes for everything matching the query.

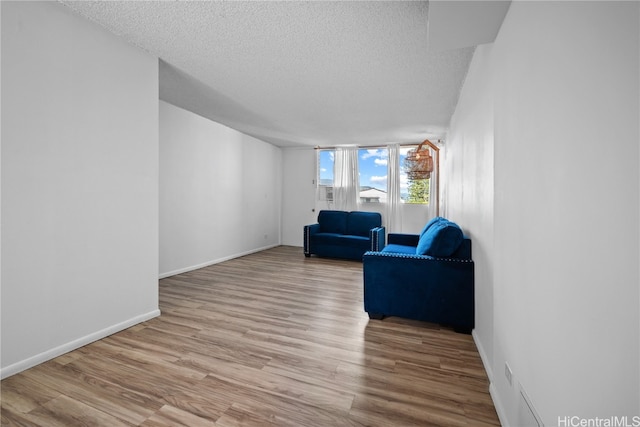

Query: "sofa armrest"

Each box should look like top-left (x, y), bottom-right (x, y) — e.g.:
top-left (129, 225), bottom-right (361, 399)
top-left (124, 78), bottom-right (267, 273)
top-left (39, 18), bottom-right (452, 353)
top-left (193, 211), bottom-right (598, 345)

top-left (305, 223), bottom-right (321, 234)
top-left (370, 227), bottom-right (386, 251)
top-left (303, 223), bottom-right (321, 256)
top-left (387, 233), bottom-right (419, 246)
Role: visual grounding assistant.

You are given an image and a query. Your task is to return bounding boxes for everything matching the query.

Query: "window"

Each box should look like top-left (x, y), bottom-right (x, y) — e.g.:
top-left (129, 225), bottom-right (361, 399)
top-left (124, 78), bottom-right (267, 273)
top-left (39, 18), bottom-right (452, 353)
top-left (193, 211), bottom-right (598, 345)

top-left (317, 150), bottom-right (334, 201)
top-left (400, 146), bottom-right (430, 204)
top-left (316, 145), bottom-right (430, 205)
top-left (358, 148), bottom-right (388, 203)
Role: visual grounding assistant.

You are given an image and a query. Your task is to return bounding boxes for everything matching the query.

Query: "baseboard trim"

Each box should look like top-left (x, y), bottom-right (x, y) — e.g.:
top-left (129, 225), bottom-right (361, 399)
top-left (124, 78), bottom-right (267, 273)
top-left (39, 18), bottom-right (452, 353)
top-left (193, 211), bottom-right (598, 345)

top-left (0, 309), bottom-right (161, 380)
top-left (159, 243), bottom-right (280, 279)
top-left (473, 330), bottom-right (507, 426)
top-left (472, 329), bottom-right (494, 381)
top-left (490, 382), bottom-right (508, 427)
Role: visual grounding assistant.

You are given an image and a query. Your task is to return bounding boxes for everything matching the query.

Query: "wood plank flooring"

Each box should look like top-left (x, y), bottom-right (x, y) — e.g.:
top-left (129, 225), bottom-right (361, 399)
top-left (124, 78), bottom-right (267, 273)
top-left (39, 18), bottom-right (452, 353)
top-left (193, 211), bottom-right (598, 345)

top-left (1, 246), bottom-right (499, 426)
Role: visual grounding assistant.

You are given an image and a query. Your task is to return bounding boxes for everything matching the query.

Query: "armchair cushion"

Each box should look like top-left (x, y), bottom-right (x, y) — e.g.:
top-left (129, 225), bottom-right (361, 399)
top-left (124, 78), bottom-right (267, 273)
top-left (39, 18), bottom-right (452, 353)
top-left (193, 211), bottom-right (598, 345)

top-left (419, 216), bottom-right (446, 237)
top-left (416, 219), bottom-right (464, 257)
top-left (381, 244), bottom-right (416, 255)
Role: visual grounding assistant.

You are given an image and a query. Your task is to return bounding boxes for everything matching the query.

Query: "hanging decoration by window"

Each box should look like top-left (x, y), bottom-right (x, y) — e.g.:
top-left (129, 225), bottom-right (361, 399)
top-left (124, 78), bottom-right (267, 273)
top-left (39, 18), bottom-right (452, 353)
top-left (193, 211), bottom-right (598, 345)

top-left (404, 139), bottom-right (434, 180)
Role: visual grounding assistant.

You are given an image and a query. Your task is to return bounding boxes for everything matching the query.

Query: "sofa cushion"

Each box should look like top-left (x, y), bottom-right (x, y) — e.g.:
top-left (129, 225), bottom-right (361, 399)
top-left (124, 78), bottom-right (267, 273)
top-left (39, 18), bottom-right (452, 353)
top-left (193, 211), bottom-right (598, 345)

top-left (318, 210), bottom-right (348, 234)
top-left (347, 211), bottom-right (382, 237)
top-left (312, 233), bottom-right (345, 245)
top-left (419, 216), bottom-right (446, 238)
top-left (416, 220), bottom-right (463, 257)
top-left (336, 234), bottom-right (370, 250)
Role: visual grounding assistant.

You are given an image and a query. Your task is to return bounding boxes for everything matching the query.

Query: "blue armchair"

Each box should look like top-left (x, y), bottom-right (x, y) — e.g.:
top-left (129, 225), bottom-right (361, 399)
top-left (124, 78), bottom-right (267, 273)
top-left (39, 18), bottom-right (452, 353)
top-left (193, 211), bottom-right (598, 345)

top-left (363, 217), bottom-right (474, 333)
top-left (304, 210), bottom-right (385, 261)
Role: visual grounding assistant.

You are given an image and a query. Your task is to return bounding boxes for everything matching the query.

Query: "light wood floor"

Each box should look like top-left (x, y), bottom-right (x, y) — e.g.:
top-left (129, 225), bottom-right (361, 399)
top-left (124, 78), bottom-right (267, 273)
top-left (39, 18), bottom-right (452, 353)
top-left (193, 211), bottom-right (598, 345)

top-left (1, 246), bottom-right (499, 426)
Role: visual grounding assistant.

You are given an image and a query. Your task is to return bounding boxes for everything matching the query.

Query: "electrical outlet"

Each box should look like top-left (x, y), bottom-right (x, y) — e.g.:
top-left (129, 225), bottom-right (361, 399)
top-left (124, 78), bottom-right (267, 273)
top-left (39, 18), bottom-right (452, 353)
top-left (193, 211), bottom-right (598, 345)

top-left (505, 362), bottom-right (513, 386)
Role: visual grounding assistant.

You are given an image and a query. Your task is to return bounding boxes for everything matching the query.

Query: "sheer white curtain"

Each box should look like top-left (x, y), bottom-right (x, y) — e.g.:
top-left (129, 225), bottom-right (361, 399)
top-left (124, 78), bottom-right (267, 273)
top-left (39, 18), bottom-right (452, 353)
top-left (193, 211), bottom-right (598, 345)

top-left (427, 145), bottom-right (440, 219)
top-left (386, 143), bottom-right (402, 232)
top-left (333, 146), bottom-right (360, 211)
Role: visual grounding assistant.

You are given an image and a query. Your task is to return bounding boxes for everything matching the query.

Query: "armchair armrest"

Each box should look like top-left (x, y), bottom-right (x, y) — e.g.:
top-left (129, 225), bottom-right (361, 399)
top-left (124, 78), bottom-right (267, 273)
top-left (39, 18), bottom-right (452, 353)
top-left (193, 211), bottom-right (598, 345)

top-left (387, 233), bottom-right (419, 247)
top-left (370, 227), bottom-right (386, 251)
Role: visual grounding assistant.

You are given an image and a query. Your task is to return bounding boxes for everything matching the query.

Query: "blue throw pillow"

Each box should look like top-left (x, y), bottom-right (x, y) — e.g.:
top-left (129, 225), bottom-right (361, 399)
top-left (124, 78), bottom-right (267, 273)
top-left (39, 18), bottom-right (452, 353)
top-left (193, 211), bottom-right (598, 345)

top-left (416, 220), bottom-right (463, 257)
top-left (419, 216), bottom-right (446, 238)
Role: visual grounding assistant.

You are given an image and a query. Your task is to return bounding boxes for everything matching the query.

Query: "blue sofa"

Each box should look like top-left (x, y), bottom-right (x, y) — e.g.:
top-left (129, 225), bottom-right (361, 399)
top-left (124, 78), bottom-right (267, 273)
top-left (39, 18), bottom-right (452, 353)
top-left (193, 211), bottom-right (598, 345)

top-left (363, 217), bottom-right (474, 333)
top-left (304, 210), bottom-right (385, 261)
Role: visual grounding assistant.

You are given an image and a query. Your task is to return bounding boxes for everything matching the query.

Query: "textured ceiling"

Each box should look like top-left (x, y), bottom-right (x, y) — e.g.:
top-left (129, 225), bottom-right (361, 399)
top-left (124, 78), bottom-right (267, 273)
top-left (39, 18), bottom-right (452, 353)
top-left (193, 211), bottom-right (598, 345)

top-left (60, 1), bottom-right (509, 147)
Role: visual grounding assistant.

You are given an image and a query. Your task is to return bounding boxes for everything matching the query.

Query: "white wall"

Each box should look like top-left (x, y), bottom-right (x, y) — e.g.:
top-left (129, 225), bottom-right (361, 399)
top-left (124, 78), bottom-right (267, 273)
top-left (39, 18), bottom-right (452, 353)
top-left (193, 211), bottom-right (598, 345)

top-left (159, 101), bottom-right (282, 277)
top-left (1, 1), bottom-right (159, 378)
top-left (281, 148), bottom-right (317, 246)
top-left (446, 1), bottom-right (640, 425)
top-left (444, 42), bottom-right (495, 381)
